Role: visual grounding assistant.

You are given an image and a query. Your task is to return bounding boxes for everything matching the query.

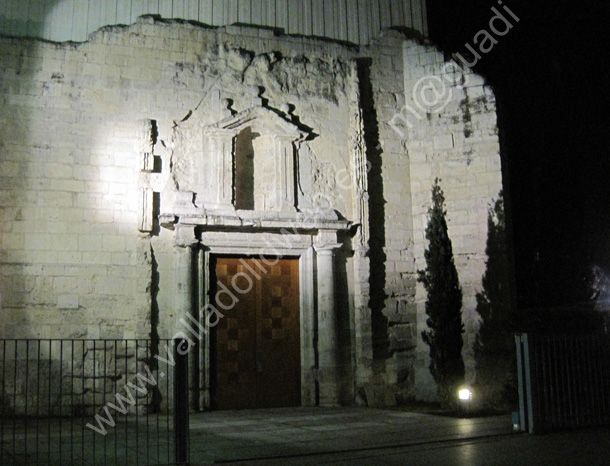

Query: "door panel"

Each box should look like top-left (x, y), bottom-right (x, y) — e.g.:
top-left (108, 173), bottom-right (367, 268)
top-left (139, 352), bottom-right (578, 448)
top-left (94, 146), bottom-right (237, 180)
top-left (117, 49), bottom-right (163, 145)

top-left (256, 259), bottom-right (300, 408)
top-left (212, 257), bottom-right (300, 409)
top-left (213, 259), bottom-right (257, 409)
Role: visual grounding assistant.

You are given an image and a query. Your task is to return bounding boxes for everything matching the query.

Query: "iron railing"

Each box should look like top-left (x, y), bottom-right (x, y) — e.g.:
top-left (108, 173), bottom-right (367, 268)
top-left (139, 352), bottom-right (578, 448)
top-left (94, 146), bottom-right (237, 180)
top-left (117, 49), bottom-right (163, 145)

top-left (0, 339), bottom-right (189, 465)
top-left (516, 333), bottom-right (610, 433)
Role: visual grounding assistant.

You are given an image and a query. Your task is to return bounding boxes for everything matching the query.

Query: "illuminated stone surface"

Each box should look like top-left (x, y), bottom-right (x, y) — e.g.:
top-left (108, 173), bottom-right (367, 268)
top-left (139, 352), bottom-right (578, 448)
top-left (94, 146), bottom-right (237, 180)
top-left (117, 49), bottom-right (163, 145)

top-left (0, 17), bottom-right (502, 405)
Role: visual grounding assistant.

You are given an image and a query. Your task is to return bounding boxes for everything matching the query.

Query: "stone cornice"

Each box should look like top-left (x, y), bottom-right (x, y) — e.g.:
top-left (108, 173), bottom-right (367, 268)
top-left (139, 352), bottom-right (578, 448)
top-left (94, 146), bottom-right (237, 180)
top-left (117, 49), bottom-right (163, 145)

top-left (161, 210), bottom-right (351, 233)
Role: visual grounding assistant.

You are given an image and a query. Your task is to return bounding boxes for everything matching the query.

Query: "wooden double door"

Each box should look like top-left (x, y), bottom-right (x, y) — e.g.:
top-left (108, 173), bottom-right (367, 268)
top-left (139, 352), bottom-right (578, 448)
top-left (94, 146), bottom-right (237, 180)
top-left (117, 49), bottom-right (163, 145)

top-left (211, 256), bottom-right (301, 409)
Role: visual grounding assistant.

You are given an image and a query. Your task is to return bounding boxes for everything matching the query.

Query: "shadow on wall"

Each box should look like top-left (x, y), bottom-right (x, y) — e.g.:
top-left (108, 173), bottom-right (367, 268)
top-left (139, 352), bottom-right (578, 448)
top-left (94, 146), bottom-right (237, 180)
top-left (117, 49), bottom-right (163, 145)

top-left (356, 58), bottom-right (390, 362)
top-left (335, 242), bottom-right (355, 404)
top-left (0, 0), bottom-right (62, 337)
top-left (0, 0), bottom-right (60, 39)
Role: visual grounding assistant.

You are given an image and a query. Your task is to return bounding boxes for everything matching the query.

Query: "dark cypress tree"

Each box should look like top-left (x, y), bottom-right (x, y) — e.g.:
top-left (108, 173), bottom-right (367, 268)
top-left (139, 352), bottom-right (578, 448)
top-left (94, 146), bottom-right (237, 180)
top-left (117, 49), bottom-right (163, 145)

top-left (474, 193), bottom-right (516, 409)
top-left (418, 179), bottom-right (465, 408)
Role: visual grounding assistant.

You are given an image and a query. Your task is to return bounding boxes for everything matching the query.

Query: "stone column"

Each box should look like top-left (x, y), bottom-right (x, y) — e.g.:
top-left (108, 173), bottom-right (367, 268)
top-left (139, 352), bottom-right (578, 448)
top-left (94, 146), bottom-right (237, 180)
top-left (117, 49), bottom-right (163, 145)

top-left (174, 225), bottom-right (200, 409)
top-left (314, 231), bottom-right (341, 406)
top-left (202, 133), bottom-right (233, 210)
top-left (275, 137), bottom-right (296, 212)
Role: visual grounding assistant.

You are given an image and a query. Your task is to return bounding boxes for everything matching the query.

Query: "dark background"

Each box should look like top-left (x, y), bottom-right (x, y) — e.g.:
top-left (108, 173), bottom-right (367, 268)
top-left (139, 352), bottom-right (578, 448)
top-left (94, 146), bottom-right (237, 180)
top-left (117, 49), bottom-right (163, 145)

top-left (426, 0), bottom-right (610, 323)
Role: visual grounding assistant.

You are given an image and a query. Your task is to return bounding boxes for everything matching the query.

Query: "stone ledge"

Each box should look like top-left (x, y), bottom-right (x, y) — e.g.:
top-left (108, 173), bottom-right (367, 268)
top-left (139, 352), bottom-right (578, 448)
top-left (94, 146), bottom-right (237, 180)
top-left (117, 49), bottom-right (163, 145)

top-left (161, 210), bottom-right (351, 233)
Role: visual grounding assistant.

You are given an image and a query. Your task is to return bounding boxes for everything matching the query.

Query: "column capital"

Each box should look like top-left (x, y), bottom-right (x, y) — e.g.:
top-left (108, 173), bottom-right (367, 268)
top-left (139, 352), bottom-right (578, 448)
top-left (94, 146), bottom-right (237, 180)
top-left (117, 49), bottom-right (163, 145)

top-left (313, 229), bottom-right (341, 253)
top-left (314, 230), bottom-right (341, 406)
top-left (175, 224), bottom-right (199, 248)
top-left (313, 243), bottom-right (341, 254)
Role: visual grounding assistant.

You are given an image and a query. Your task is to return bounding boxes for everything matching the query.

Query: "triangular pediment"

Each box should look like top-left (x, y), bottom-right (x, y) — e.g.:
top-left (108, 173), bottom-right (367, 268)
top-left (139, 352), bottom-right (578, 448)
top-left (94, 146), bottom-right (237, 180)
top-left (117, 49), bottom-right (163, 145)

top-left (206, 106), bottom-right (305, 140)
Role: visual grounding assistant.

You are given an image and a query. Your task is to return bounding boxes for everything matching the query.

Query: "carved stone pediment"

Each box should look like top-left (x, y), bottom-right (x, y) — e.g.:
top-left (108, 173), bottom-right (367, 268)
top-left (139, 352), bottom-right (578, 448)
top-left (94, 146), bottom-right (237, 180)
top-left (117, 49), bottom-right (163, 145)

top-left (207, 106), bottom-right (305, 140)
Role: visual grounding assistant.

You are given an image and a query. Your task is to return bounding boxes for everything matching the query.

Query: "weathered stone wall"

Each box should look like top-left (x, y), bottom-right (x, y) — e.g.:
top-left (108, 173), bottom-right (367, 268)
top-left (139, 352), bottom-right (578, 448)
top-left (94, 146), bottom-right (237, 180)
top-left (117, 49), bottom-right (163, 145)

top-left (0, 339), bottom-right (167, 416)
top-left (352, 32), bottom-right (503, 402)
top-left (0, 17), bottom-right (503, 404)
top-left (0, 18), bottom-right (358, 339)
top-left (401, 41), bottom-right (503, 400)
top-left (0, 38), bottom-right (152, 339)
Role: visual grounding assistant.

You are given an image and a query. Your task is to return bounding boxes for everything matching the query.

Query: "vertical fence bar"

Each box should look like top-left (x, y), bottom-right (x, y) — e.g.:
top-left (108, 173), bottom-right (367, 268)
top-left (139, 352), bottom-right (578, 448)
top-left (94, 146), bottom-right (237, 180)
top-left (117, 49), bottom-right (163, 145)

top-left (578, 337), bottom-right (586, 427)
top-left (583, 337), bottom-right (591, 425)
top-left (573, 337), bottom-right (580, 427)
top-left (519, 334), bottom-right (610, 432)
top-left (556, 337), bottom-right (563, 427)
top-left (552, 337), bottom-right (561, 428)
top-left (566, 336), bottom-right (574, 425)
top-left (566, 337), bottom-right (573, 426)
top-left (515, 334), bottom-right (527, 431)
top-left (522, 333), bottom-right (536, 433)
top-left (174, 339), bottom-right (189, 465)
top-left (92, 340), bottom-right (97, 466)
top-left (57, 340), bottom-right (62, 464)
top-left (602, 336), bottom-right (608, 421)
top-left (13, 340), bottom-right (17, 463)
top-left (600, 337), bottom-right (607, 422)
top-left (70, 340), bottom-right (75, 466)
top-left (81, 340), bottom-right (86, 465)
top-left (561, 337), bottom-right (569, 427)
top-left (561, 337), bottom-right (568, 427)
top-left (36, 340), bottom-right (40, 465)
top-left (49, 340), bottom-right (53, 464)
top-left (25, 340), bottom-right (29, 462)
top-left (0, 338), bottom-right (193, 465)
top-left (601, 338), bottom-right (610, 422)
top-left (544, 337), bottom-right (553, 430)
top-left (572, 337), bottom-right (580, 426)
top-left (591, 338), bottom-right (599, 424)
top-left (125, 340), bottom-right (130, 465)
top-left (0, 340), bottom-right (4, 466)
top-left (157, 341), bottom-right (162, 464)
top-left (114, 339), bottom-right (118, 466)
top-left (592, 337), bottom-right (600, 424)
top-left (550, 337), bottom-right (558, 428)
top-left (136, 341), bottom-right (140, 466)
top-left (123, 340), bottom-right (129, 464)
top-left (103, 340), bottom-right (107, 466)
top-left (596, 337), bottom-right (604, 424)
top-left (167, 341), bottom-right (171, 465)
top-left (145, 341), bottom-right (150, 466)
top-left (586, 337), bottom-right (597, 424)
top-left (532, 336), bottom-right (542, 431)
top-left (583, 337), bottom-right (589, 425)
top-left (543, 337), bottom-right (551, 428)
top-left (575, 336), bottom-right (582, 424)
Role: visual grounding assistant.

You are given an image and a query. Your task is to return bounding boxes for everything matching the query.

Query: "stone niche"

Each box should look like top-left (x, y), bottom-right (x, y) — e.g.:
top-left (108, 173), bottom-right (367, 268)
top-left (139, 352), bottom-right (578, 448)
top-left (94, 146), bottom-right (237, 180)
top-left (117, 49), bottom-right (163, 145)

top-left (195, 104), bottom-right (304, 214)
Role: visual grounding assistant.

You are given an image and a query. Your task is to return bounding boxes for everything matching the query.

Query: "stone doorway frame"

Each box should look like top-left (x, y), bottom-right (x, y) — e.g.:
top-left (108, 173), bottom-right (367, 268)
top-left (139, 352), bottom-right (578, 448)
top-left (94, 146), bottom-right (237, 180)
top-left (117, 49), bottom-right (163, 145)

top-left (171, 221), bottom-right (348, 410)
top-left (200, 236), bottom-right (315, 408)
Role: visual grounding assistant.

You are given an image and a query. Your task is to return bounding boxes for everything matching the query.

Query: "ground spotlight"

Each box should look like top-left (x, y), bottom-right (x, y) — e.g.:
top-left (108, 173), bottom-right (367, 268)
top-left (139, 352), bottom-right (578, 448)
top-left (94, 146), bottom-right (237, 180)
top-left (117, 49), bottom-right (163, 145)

top-left (457, 387), bottom-right (474, 416)
top-left (458, 387), bottom-right (472, 401)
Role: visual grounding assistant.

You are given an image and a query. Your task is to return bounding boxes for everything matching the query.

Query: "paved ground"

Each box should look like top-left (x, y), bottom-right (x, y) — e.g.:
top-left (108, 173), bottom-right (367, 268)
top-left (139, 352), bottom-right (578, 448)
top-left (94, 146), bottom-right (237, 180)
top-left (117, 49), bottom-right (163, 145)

top-left (188, 407), bottom-right (610, 465)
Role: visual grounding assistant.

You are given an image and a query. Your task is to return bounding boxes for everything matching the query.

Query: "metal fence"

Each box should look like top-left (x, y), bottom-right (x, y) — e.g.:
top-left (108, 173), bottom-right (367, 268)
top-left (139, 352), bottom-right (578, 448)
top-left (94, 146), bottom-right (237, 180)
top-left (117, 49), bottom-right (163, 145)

top-left (0, 339), bottom-right (189, 466)
top-left (516, 333), bottom-right (610, 433)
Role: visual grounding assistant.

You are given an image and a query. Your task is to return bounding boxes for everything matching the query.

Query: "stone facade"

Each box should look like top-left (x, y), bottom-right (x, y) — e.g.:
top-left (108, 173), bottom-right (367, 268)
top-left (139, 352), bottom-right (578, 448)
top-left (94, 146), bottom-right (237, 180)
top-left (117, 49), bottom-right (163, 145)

top-left (0, 16), bottom-right (502, 406)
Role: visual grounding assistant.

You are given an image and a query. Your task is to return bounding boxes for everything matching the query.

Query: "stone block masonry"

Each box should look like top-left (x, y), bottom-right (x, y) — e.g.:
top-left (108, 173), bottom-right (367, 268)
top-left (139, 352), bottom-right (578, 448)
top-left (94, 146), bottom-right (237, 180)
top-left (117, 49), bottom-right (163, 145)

top-left (401, 42), bottom-right (503, 400)
top-left (0, 17), bottom-right (503, 404)
top-left (0, 339), bottom-right (164, 417)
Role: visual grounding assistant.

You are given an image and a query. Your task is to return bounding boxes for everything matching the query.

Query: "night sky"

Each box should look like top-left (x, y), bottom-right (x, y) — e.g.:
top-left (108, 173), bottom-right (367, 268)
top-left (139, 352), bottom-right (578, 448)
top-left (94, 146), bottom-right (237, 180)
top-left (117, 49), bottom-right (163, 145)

top-left (426, 0), bottom-right (610, 320)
